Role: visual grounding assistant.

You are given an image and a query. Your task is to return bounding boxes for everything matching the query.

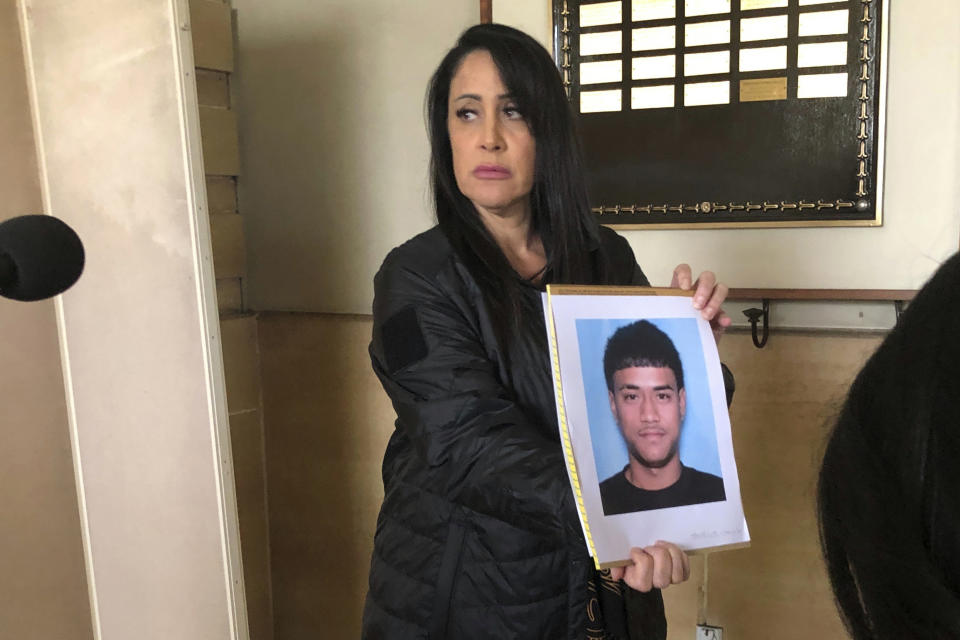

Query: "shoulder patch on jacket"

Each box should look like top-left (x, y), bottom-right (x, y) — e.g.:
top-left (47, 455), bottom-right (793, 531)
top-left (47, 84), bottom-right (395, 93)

top-left (382, 305), bottom-right (428, 374)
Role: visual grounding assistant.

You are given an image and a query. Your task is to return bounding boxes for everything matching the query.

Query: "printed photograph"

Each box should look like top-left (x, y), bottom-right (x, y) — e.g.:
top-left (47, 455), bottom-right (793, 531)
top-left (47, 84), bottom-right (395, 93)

top-left (577, 318), bottom-right (726, 515)
top-left (545, 290), bottom-right (748, 565)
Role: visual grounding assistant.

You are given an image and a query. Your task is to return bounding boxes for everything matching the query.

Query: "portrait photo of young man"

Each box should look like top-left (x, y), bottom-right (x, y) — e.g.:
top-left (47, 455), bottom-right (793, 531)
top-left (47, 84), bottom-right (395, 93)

top-left (598, 319), bottom-right (726, 515)
top-left (551, 293), bottom-right (748, 560)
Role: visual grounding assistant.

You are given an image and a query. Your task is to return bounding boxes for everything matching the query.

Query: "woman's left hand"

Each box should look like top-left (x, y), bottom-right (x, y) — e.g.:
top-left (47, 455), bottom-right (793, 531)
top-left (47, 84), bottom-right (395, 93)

top-left (671, 263), bottom-right (731, 343)
top-left (608, 541), bottom-right (691, 592)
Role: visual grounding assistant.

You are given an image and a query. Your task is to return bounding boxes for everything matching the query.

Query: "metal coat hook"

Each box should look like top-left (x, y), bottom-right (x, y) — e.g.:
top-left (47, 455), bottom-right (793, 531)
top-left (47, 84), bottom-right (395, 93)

top-left (743, 299), bottom-right (770, 349)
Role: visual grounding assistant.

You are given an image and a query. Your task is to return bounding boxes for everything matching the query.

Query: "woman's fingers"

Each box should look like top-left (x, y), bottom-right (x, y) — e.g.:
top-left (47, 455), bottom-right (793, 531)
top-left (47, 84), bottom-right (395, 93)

top-left (673, 266), bottom-right (728, 321)
top-left (623, 546), bottom-right (654, 592)
top-left (711, 309), bottom-right (732, 343)
top-left (642, 544), bottom-right (674, 589)
top-left (678, 268), bottom-right (730, 340)
top-left (692, 271), bottom-right (716, 310)
top-left (671, 263), bottom-right (693, 290)
top-left (656, 540), bottom-right (690, 584)
top-left (701, 281), bottom-right (728, 320)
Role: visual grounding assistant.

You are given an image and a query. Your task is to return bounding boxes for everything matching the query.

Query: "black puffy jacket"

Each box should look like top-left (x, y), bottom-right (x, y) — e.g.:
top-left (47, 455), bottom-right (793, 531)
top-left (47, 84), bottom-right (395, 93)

top-left (362, 226), bottom-right (664, 639)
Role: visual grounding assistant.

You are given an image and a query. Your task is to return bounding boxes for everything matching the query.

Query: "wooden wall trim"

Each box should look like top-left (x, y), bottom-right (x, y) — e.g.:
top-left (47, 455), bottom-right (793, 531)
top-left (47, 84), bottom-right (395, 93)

top-left (199, 106), bottom-right (241, 176)
top-left (190, 0), bottom-right (234, 72)
top-left (728, 288), bottom-right (916, 302)
top-left (480, 0), bottom-right (492, 23)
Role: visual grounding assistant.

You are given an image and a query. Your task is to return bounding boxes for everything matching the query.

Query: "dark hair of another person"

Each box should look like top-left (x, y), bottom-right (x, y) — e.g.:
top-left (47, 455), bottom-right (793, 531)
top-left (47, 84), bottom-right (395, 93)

top-left (426, 24), bottom-right (606, 346)
top-left (817, 252), bottom-right (960, 640)
top-left (603, 320), bottom-right (684, 392)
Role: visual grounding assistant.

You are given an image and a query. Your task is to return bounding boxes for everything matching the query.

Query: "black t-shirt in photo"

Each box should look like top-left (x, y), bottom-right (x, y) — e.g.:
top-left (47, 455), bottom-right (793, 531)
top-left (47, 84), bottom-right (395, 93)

top-left (599, 464), bottom-right (726, 515)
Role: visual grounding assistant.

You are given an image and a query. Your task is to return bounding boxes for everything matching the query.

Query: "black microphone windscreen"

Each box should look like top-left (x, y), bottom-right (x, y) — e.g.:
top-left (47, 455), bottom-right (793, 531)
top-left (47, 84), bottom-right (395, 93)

top-left (0, 215), bottom-right (85, 302)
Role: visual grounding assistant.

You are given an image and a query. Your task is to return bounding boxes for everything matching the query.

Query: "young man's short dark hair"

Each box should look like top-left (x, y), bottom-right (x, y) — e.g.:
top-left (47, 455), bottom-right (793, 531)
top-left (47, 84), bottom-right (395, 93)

top-left (603, 320), bottom-right (684, 392)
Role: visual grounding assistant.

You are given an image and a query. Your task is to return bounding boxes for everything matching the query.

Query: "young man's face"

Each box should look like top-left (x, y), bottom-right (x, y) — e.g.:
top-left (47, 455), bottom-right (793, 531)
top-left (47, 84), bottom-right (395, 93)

top-left (609, 366), bottom-right (686, 469)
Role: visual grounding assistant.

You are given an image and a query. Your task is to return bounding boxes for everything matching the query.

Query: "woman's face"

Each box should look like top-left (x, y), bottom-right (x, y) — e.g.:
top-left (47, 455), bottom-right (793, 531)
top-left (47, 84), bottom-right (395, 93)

top-left (447, 49), bottom-right (536, 222)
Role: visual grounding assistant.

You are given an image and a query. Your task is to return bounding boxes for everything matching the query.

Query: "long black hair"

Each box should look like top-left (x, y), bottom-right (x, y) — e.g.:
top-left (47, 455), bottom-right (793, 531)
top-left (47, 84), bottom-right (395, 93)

top-left (426, 24), bottom-right (605, 344)
top-left (817, 252), bottom-right (960, 639)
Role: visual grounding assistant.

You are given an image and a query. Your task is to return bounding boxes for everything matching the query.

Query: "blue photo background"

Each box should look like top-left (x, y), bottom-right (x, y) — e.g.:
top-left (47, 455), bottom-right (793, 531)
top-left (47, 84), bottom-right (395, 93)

top-left (576, 317), bottom-right (722, 482)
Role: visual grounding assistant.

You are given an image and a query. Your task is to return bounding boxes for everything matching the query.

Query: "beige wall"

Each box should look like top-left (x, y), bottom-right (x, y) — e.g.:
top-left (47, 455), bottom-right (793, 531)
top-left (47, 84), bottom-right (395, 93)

top-left (0, 2), bottom-right (93, 637)
top-left (495, 0), bottom-right (960, 292)
top-left (20, 0), bottom-right (246, 636)
top-left (257, 313), bottom-right (394, 638)
top-left (257, 313), bottom-right (878, 638)
top-left (232, 0), bottom-right (478, 314)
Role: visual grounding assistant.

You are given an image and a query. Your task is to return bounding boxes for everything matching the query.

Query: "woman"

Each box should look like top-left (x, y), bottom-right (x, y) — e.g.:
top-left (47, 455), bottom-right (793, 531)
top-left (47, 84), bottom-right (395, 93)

top-left (817, 252), bottom-right (960, 639)
top-left (363, 24), bottom-right (730, 639)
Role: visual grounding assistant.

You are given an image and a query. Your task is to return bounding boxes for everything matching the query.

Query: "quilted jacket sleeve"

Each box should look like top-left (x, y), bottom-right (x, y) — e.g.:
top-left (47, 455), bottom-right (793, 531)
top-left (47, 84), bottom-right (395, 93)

top-left (370, 252), bottom-right (583, 546)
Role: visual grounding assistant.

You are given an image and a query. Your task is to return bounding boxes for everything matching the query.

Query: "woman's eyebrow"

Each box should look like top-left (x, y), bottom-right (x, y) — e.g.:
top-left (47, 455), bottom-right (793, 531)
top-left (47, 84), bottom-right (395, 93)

top-left (453, 93), bottom-right (515, 102)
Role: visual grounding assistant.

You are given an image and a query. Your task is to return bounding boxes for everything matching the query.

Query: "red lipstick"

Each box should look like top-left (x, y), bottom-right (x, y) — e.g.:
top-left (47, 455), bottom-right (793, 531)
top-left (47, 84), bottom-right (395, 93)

top-left (473, 164), bottom-right (511, 179)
